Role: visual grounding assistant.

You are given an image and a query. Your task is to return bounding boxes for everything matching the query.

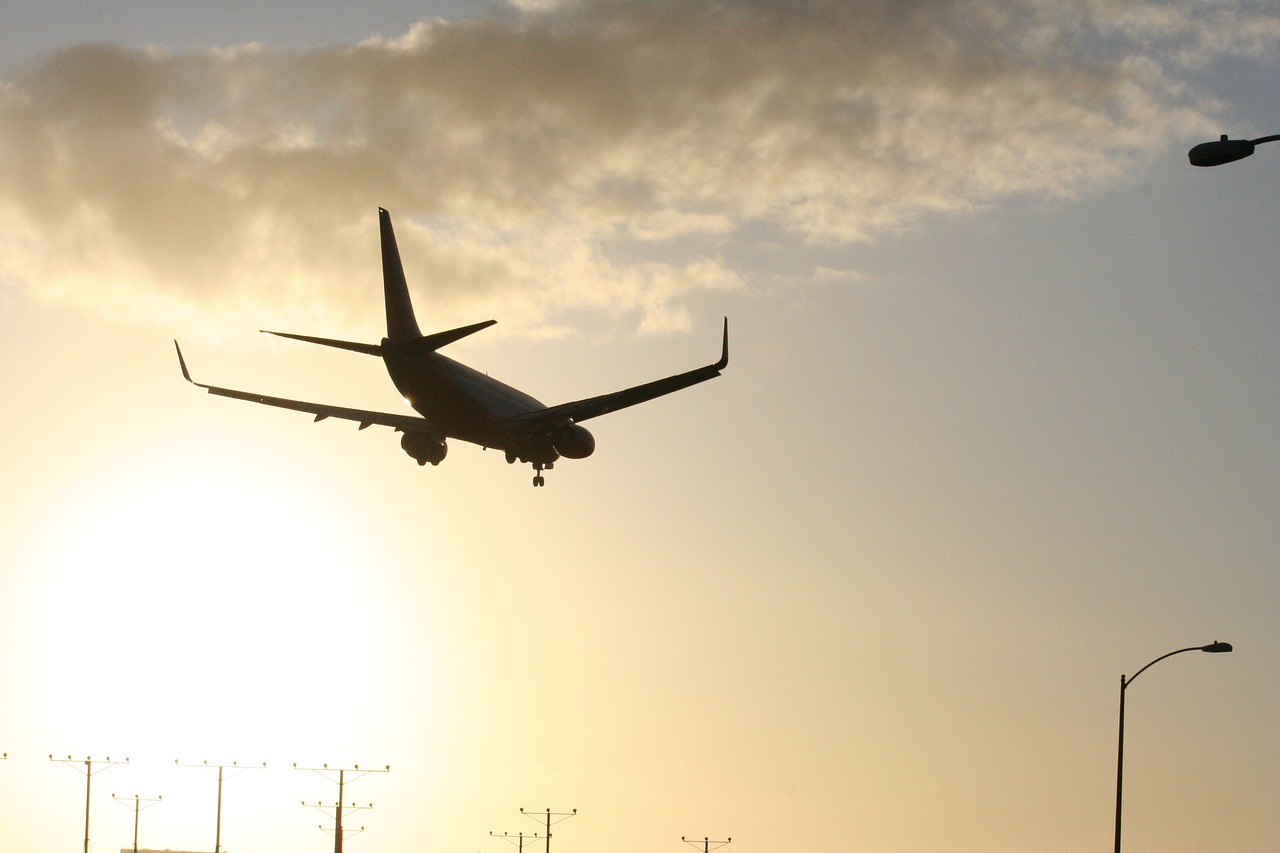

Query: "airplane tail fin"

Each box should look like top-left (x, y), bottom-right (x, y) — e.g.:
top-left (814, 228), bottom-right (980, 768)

top-left (380, 208), bottom-right (423, 342)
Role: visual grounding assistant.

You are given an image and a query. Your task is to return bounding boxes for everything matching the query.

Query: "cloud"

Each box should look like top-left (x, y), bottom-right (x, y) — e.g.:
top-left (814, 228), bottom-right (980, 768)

top-left (0, 0), bottom-right (1273, 336)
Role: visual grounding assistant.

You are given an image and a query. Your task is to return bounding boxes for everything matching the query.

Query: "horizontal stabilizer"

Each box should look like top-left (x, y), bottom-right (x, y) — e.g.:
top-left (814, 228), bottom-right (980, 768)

top-left (260, 331), bottom-right (383, 356)
top-left (384, 319), bottom-right (497, 356)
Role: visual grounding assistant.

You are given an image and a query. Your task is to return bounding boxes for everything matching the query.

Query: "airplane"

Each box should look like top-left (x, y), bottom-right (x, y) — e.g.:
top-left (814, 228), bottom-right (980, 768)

top-left (175, 207), bottom-right (728, 486)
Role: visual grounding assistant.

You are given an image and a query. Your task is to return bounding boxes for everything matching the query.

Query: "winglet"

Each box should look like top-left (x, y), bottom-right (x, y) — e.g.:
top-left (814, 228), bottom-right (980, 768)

top-left (716, 317), bottom-right (729, 371)
top-left (174, 340), bottom-right (193, 383)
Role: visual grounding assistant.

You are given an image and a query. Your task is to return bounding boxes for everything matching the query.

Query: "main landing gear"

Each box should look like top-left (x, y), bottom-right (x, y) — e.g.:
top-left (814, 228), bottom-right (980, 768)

top-left (504, 447), bottom-right (554, 487)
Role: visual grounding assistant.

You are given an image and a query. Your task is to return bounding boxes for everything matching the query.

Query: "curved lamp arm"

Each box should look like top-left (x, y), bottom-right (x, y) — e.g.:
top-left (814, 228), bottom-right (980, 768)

top-left (1125, 641), bottom-right (1233, 687)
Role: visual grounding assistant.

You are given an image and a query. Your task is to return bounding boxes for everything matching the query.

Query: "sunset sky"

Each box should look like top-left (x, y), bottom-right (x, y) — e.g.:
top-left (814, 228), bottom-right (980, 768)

top-left (1, 1), bottom-right (1278, 851)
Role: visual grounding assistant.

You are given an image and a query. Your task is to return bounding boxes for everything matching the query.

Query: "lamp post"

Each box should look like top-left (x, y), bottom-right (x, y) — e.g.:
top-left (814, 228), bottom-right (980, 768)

top-left (1188, 134), bottom-right (1280, 167)
top-left (1113, 641), bottom-right (1232, 853)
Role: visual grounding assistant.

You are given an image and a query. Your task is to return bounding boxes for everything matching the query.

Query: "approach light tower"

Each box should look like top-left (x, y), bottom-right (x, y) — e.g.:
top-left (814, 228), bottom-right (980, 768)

top-left (683, 835), bottom-right (732, 853)
top-left (113, 793), bottom-right (162, 853)
top-left (49, 754), bottom-right (129, 853)
top-left (520, 807), bottom-right (576, 853)
top-left (492, 829), bottom-right (544, 853)
top-left (294, 762), bottom-right (390, 853)
top-left (176, 759), bottom-right (266, 853)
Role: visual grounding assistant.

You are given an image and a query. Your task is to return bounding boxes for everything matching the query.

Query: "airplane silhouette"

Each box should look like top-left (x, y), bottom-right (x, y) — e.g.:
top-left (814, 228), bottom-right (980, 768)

top-left (175, 208), bottom-right (728, 486)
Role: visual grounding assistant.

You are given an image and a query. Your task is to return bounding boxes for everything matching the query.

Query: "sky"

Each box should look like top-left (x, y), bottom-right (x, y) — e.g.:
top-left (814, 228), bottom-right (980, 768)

top-left (0, 1), bottom-right (1277, 851)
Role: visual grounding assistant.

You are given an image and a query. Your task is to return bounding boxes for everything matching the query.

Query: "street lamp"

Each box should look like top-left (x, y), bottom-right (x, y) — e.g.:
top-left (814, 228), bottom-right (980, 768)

top-left (1114, 641), bottom-right (1232, 853)
top-left (1188, 134), bottom-right (1280, 167)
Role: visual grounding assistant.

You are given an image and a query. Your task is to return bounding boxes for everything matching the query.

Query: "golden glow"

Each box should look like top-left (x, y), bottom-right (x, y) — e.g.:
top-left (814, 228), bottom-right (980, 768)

top-left (22, 453), bottom-right (393, 762)
top-left (4, 435), bottom-right (448, 852)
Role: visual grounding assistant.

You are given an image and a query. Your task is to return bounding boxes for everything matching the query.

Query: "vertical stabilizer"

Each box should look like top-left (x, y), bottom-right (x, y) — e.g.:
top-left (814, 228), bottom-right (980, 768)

top-left (379, 208), bottom-right (423, 342)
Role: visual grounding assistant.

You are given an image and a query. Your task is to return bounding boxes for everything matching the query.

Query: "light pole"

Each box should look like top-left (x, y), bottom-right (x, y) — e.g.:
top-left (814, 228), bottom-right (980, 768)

top-left (683, 836), bottom-right (732, 853)
top-left (176, 759), bottom-right (266, 853)
top-left (1113, 641), bottom-right (1232, 853)
top-left (491, 830), bottom-right (542, 853)
top-left (295, 763), bottom-right (389, 853)
top-left (50, 754), bottom-right (129, 853)
top-left (520, 807), bottom-right (576, 853)
top-left (1188, 134), bottom-right (1280, 167)
top-left (113, 794), bottom-right (162, 853)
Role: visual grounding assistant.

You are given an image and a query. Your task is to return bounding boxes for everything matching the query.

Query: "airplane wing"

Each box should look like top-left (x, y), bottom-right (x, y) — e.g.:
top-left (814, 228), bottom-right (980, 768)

top-left (491, 318), bottom-right (728, 434)
top-left (174, 341), bottom-right (434, 433)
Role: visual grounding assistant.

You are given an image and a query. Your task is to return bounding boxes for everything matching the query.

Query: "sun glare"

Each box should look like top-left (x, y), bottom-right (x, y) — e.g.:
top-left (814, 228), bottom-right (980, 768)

top-left (19, 453), bottom-right (394, 764)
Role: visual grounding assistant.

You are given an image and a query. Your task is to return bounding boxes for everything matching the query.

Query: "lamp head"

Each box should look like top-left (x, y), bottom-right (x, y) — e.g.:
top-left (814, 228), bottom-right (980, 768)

top-left (1188, 135), bottom-right (1255, 167)
top-left (1201, 641), bottom-right (1233, 653)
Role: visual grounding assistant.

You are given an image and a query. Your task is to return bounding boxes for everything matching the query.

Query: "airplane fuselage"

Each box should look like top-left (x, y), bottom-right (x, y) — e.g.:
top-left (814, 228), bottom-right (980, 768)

top-left (382, 341), bottom-right (552, 450)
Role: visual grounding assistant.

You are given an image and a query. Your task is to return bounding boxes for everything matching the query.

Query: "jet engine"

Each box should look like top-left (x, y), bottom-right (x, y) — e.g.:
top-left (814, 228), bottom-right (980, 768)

top-left (400, 431), bottom-right (448, 466)
top-left (552, 423), bottom-right (596, 459)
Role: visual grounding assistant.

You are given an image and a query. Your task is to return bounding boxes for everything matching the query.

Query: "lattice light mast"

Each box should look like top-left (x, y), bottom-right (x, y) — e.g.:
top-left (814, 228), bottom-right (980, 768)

top-left (49, 754), bottom-right (129, 853)
top-left (294, 762), bottom-right (390, 853)
top-left (176, 758), bottom-right (266, 853)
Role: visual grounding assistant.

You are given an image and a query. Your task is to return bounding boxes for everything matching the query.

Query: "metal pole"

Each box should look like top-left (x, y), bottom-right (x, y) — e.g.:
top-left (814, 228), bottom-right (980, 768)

top-left (335, 768), bottom-right (345, 853)
top-left (83, 760), bottom-right (91, 853)
top-left (1114, 674), bottom-right (1126, 853)
top-left (215, 764), bottom-right (223, 853)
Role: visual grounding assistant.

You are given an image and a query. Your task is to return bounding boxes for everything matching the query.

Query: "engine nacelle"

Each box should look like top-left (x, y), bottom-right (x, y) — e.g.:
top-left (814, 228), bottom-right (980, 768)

top-left (552, 423), bottom-right (596, 459)
top-left (400, 431), bottom-right (448, 466)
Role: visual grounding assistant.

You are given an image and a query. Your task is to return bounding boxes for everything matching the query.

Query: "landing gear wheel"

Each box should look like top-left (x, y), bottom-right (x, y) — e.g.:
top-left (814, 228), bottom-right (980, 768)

top-left (533, 475), bottom-right (545, 487)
